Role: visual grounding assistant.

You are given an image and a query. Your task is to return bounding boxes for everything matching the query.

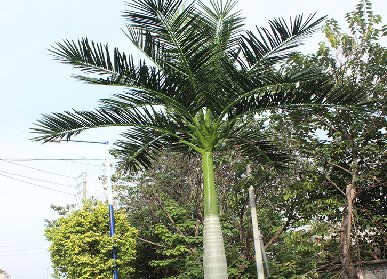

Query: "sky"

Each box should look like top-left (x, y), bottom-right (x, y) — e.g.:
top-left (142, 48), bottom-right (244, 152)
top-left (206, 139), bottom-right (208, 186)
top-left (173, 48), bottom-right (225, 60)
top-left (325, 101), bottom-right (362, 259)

top-left (0, 0), bottom-right (386, 278)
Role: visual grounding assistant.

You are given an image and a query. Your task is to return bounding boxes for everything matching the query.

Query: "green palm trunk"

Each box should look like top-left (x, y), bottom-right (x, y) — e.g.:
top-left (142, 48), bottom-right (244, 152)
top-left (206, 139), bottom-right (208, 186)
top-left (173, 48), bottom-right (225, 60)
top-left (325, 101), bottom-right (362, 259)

top-left (201, 151), bottom-right (228, 278)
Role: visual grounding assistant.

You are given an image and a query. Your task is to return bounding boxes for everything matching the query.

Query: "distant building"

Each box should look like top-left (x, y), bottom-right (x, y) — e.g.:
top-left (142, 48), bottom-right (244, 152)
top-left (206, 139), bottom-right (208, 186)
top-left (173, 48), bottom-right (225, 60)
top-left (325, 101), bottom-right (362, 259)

top-left (0, 269), bottom-right (11, 279)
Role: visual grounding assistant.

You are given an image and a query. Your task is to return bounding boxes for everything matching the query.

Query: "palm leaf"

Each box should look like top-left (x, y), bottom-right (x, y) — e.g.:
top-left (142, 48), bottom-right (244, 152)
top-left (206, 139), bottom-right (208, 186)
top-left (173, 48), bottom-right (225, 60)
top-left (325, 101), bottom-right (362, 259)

top-left (227, 125), bottom-right (290, 167)
top-left (238, 14), bottom-right (327, 70)
top-left (123, 0), bottom-right (204, 93)
top-left (124, 0), bottom-right (247, 113)
top-left (113, 127), bottom-right (190, 172)
top-left (218, 65), bottom-right (371, 121)
top-left (51, 38), bottom-right (206, 112)
top-left (51, 38), bottom-right (132, 82)
top-left (32, 106), bottom-right (183, 143)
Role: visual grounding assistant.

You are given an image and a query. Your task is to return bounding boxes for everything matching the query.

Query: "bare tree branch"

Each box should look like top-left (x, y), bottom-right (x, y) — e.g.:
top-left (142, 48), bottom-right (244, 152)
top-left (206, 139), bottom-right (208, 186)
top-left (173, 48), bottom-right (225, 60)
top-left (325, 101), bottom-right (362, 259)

top-left (325, 172), bottom-right (346, 196)
top-left (327, 161), bottom-right (352, 175)
top-left (137, 236), bottom-right (165, 248)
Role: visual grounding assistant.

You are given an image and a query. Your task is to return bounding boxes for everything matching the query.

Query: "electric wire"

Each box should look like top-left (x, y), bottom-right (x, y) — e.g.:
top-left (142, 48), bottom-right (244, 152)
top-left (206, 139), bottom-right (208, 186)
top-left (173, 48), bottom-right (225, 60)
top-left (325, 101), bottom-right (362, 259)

top-left (1, 158), bottom-right (108, 161)
top-left (0, 159), bottom-right (76, 178)
top-left (0, 247), bottom-right (48, 253)
top-left (0, 119), bottom-right (27, 135)
top-left (0, 170), bottom-right (76, 188)
top-left (0, 173), bottom-right (75, 196)
top-left (0, 243), bottom-right (47, 248)
top-left (68, 160), bottom-right (103, 167)
top-left (0, 252), bottom-right (49, 256)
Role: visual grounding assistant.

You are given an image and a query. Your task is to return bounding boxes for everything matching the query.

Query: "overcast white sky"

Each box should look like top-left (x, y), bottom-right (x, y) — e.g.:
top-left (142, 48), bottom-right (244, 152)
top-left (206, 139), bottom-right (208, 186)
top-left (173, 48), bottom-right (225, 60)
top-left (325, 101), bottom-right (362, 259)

top-left (0, 0), bottom-right (386, 278)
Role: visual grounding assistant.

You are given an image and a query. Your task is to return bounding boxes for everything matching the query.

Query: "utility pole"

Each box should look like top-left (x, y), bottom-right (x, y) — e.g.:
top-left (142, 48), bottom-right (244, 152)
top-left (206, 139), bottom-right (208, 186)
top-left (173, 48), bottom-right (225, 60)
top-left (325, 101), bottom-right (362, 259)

top-left (82, 171), bottom-right (87, 203)
top-left (50, 138), bottom-right (118, 279)
top-left (247, 164), bottom-right (265, 279)
top-left (105, 141), bottom-right (118, 279)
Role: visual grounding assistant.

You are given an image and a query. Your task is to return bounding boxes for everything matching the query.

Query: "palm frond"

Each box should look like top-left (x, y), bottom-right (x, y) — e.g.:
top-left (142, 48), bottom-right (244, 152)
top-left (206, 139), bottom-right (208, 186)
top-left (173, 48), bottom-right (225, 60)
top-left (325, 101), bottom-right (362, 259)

top-left (191, 0), bottom-right (245, 112)
top-left (124, 0), bottom-right (205, 93)
top-left (198, 0), bottom-right (244, 53)
top-left (50, 38), bottom-right (134, 83)
top-left (50, 38), bottom-right (176, 91)
top-left (224, 76), bottom-right (372, 121)
top-left (98, 89), bottom-right (194, 121)
top-left (51, 38), bottom-right (205, 112)
top-left (238, 14), bottom-right (327, 69)
top-left (124, 0), bottom-right (248, 113)
top-left (113, 127), bottom-right (190, 172)
top-left (31, 106), bottom-right (182, 143)
top-left (227, 126), bottom-right (289, 167)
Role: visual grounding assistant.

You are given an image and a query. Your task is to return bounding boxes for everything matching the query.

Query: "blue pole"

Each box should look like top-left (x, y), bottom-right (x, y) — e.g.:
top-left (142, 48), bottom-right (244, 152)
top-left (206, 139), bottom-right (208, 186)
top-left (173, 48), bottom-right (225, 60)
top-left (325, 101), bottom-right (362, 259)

top-left (106, 141), bottom-right (118, 279)
top-left (52, 138), bottom-right (118, 278)
top-left (109, 204), bottom-right (118, 279)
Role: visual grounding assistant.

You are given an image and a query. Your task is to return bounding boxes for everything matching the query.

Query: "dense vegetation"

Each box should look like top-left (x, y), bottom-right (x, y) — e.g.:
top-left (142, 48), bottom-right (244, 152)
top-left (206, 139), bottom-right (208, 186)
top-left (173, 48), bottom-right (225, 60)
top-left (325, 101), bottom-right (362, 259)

top-left (40, 0), bottom-right (385, 278)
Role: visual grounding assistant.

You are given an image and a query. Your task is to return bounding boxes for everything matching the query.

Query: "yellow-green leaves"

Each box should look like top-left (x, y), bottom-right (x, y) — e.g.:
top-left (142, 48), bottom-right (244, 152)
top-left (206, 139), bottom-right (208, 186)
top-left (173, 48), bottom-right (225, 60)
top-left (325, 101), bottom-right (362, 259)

top-left (45, 201), bottom-right (137, 279)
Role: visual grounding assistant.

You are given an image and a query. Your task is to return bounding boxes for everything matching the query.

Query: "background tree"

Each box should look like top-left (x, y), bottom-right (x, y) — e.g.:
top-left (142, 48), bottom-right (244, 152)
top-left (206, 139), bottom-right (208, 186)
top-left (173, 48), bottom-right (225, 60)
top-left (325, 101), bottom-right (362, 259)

top-left (113, 152), bottom-right (204, 279)
top-left (45, 200), bottom-right (137, 279)
top-left (112, 142), bottom-right (334, 279)
top-left (282, 0), bottom-right (386, 277)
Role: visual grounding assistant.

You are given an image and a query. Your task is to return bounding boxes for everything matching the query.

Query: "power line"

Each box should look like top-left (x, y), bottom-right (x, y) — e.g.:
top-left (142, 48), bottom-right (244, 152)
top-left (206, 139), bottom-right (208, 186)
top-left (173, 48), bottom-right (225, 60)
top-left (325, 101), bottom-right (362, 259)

top-left (0, 173), bottom-right (75, 196)
top-left (0, 159), bottom-right (76, 178)
top-left (0, 119), bottom-right (27, 135)
top-left (1, 158), bottom-right (110, 161)
top-left (0, 247), bottom-right (47, 253)
top-left (0, 252), bottom-right (49, 257)
top-left (68, 160), bottom-right (103, 167)
top-left (0, 171), bottom-right (76, 188)
top-left (0, 243), bottom-right (47, 248)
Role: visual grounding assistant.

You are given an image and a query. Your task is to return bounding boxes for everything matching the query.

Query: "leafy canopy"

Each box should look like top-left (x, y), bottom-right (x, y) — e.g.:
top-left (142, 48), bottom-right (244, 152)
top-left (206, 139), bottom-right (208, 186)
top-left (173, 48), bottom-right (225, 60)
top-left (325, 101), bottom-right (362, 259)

top-left (31, 0), bottom-right (369, 173)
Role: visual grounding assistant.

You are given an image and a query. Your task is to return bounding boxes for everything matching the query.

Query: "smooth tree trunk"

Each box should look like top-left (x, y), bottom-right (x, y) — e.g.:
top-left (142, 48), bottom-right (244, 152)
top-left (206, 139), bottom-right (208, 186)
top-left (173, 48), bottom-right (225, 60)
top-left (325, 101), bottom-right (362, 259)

top-left (201, 151), bottom-right (228, 279)
top-left (340, 183), bottom-right (359, 279)
top-left (249, 186), bottom-right (265, 279)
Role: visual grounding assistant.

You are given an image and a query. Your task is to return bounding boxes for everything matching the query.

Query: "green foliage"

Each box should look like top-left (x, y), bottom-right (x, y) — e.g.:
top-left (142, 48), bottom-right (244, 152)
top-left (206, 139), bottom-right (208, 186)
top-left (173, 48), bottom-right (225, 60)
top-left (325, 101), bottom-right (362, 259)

top-left (45, 201), bottom-right (137, 279)
top-left (35, 0), bottom-right (386, 278)
top-left (114, 153), bottom-right (204, 279)
top-left (113, 145), bottom-right (330, 278)
top-left (32, 2), bottom-right (346, 276)
top-left (32, 0), bottom-right (361, 173)
top-left (282, 1), bottom-right (386, 277)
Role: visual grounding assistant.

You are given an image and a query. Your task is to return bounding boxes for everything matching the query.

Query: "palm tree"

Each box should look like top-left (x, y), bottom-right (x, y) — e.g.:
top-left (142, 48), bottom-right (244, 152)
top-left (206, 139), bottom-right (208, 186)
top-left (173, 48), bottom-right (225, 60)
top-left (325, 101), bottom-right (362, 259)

top-left (32, 0), bottom-right (368, 277)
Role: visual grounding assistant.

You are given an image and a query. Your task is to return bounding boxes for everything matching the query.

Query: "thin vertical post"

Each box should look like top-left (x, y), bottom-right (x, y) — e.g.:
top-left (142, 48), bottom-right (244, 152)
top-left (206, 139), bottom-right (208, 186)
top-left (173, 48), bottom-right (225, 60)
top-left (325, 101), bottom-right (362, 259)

top-left (82, 171), bottom-right (87, 203)
top-left (105, 141), bottom-right (118, 279)
top-left (247, 165), bottom-right (265, 279)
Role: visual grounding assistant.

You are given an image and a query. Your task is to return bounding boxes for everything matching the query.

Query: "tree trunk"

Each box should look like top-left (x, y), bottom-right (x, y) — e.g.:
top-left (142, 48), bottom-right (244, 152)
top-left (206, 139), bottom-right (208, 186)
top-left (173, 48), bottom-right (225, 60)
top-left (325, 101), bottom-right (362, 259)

top-left (249, 185), bottom-right (265, 279)
top-left (340, 183), bottom-right (358, 279)
top-left (201, 151), bottom-right (228, 279)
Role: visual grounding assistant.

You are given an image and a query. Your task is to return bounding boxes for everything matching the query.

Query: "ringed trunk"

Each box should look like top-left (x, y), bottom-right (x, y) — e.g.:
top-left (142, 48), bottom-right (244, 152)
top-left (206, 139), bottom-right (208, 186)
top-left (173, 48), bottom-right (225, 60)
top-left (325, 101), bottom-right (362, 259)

top-left (201, 151), bottom-right (228, 279)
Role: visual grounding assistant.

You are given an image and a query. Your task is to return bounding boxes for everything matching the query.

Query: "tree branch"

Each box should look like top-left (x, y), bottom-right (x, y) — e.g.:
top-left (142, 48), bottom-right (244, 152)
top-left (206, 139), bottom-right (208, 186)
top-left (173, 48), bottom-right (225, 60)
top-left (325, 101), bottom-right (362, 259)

top-left (152, 191), bottom-right (186, 237)
top-left (264, 219), bottom-right (290, 250)
top-left (137, 236), bottom-right (165, 248)
top-left (327, 160), bottom-right (352, 175)
top-left (325, 172), bottom-right (346, 196)
top-left (264, 205), bottom-right (296, 250)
